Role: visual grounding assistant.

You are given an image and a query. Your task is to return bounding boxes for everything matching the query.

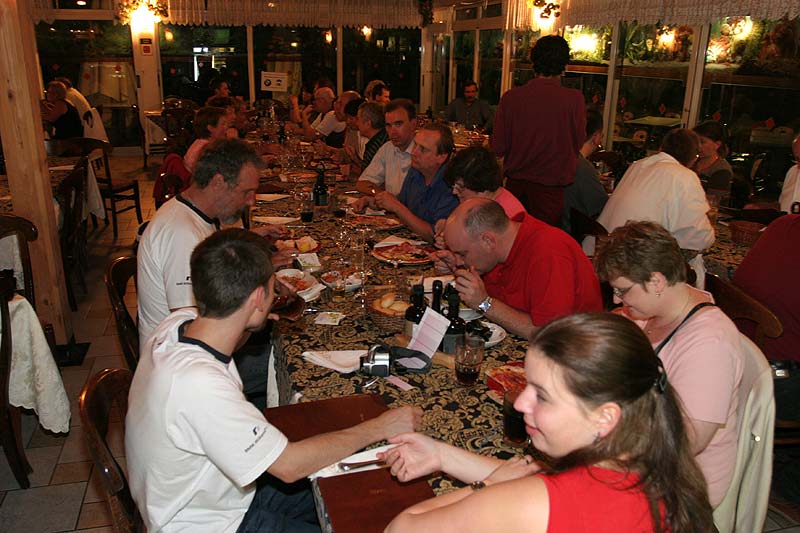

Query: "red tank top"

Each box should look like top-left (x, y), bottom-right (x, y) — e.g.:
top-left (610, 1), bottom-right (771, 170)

top-left (541, 466), bottom-right (659, 532)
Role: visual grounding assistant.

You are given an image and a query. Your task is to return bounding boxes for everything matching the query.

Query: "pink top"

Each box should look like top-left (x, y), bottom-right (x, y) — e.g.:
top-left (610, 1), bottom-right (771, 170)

top-left (493, 187), bottom-right (527, 221)
top-left (183, 138), bottom-right (210, 174)
top-left (622, 302), bottom-right (743, 506)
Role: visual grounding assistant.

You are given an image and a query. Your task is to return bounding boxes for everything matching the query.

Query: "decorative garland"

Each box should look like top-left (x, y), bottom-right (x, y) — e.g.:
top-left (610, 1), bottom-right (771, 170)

top-left (116, 0), bottom-right (169, 25)
top-left (418, 0), bottom-right (433, 27)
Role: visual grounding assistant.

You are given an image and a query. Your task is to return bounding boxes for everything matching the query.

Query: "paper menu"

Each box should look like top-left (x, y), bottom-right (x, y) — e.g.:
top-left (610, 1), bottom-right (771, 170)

top-left (406, 308), bottom-right (449, 357)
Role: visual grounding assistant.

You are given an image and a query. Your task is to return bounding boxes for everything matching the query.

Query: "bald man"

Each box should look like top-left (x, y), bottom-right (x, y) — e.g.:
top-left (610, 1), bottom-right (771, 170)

top-left (292, 87), bottom-right (346, 146)
top-left (431, 198), bottom-right (602, 338)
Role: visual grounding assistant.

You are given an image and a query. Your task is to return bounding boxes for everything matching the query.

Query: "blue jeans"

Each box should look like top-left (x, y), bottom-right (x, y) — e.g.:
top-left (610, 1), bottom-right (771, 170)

top-left (237, 477), bottom-right (320, 533)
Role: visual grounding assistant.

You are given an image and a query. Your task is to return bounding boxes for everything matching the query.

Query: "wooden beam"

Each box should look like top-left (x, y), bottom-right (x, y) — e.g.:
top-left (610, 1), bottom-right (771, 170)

top-left (0, 0), bottom-right (73, 343)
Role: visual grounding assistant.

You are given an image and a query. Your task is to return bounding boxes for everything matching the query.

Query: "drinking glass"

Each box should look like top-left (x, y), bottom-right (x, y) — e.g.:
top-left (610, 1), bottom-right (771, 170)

top-left (454, 334), bottom-right (484, 387)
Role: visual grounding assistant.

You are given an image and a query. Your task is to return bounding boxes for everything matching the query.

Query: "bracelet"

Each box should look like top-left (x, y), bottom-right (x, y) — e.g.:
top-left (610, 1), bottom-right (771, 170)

top-left (470, 480), bottom-right (487, 491)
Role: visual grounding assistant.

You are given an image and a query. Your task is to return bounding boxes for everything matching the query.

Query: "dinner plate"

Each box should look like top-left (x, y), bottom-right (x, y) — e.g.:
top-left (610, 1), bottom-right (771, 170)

top-left (320, 271), bottom-right (363, 292)
top-left (459, 307), bottom-right (481, 321)
top-left (348, 215), bottom-right (403, 231)
top-left (275, 237), bottom-right (321, 254)
top-left (275, 269), bottom-right (321, 302)
top-left (484, 322), bottom-right (507, 348)
top-left (252, 216), bottom-right (301, 225)
top-left (371, 244), bottom-right (434, 265)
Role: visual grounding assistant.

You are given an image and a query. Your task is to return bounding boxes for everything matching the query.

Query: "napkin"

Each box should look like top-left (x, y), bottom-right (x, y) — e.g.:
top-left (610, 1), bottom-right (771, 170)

top-left (423, 275), bottom-right (455, 293)
top-left (310, 443), bottom-right (396, 479)
top-left (315, 312), bottom-right (346, 325)
top-left (256, 193), bottom-right (291, 202)
top-left (364, 207), bottom-right (386, 216)
top-left (252, 216), bottom-right (300, 225)
top-left (298, 282), bottom-right (326, 302)
top-left (301, 350), bottom-right (365, 373)
top-left (374, 236), bottom-right (427, 248)
top-left (296, 252), bottom-right (321, 268)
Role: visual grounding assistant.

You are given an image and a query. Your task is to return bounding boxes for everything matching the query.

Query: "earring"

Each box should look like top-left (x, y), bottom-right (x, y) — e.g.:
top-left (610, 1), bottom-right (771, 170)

top-left (593, 432), bottom-right (601, 444)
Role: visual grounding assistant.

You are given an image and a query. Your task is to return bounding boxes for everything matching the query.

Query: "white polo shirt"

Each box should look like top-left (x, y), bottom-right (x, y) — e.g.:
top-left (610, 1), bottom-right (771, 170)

top-left (137, 195), bottom-right (219, 348)
top-left (358, 140), bottom-right (415, 196)
top-left (126, 309), bottom-right (288, 532)
top-left (311, 110), bottom-right (346, 137)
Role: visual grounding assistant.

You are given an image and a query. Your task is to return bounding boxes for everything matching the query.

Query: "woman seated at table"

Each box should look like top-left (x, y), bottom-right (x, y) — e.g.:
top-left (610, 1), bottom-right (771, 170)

top-left (183, 106), bottom-right (233, 174)
top-left (595, 220), bottom-right (744, 508)
top-left (40, 81), bottom-right (83, 140)
top-left (692, 121), bottom-right (733, 198)
top-left (383, 313), bottom-right (713, 532)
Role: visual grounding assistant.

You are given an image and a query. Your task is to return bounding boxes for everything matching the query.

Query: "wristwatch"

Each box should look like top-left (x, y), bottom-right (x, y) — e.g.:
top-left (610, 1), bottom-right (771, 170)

top-left (477, 296), bottom-right (493, 315)
top-left (470, 480), bottom-right (487, 491)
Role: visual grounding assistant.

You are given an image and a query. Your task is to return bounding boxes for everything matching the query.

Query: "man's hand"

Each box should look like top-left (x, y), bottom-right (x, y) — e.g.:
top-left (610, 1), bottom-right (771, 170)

top-left (484, 456), bottom-right (541, 485)
top-left (374, 407), bottom-right (423, 440)
top-left (379, 432), bottom-right (442, 483)
top-left (301, 105), bottom-right (314, 123)
top-left (343, 145), bottom-right (358, 163)
top-left (374, 191), bottom-right (403, 214)
top-left (429, 249), bottom-right (459, 274)
top-left (433, 219), bottom-right (447, 249)
top-left (251, 224), bottom-right (289, 240)
top-left (271, 248), bottom-right (296, 269)
top-left (454, 266), bottom-right (488, 308)
top-left (353, 196), bottom-right (374, 213)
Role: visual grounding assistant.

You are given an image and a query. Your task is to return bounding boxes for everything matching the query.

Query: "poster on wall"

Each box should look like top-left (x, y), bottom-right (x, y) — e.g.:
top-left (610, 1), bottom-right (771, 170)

top-left (261, 71), bottom-right (288, 92)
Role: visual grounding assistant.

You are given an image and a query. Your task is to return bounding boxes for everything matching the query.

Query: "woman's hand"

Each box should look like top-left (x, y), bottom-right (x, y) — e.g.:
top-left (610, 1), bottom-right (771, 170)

top-left (379, 433), bottom-right (443, 483)
top-left (484, 455), bottom-right (541, 486)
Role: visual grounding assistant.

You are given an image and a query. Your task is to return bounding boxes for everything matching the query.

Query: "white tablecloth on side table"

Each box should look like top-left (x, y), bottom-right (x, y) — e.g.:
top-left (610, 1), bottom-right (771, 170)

top-left (0, 295), bottom-right (70, 433)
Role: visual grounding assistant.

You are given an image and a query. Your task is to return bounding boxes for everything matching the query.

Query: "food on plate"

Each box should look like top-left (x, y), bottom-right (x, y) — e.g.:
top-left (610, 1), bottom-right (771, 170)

top-left (372, 242), bottom-right (434, 264)
top-left (371, 292), bottom-right (411, 316)
top-left (349, 215), bottom-right (402, 230)
top-left (275, 236), bottom-right (318, 253)
top-left (280, 274), bottom-right (313, 292)
top-left (486, 364), bottom-right (527, 393)
top-left (321, 268), bottom-right (360, 286)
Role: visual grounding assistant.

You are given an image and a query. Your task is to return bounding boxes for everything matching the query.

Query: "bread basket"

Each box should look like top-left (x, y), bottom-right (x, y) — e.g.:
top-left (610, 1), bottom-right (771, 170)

top-left (365, 285), bottom-right (410, 333)
top-left (728, 220), bottom-right (764, 247)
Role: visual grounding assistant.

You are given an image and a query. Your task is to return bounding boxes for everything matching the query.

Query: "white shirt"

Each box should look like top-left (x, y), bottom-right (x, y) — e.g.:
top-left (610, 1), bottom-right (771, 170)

top-left (137, 196), bottom-right (218, 347)
top-left (311, 110), bottom-right (346, 137)
top-left (64, 87), bottom-right (91, 120)
top-left (358, 140), bottom-right (416, 196)
top-left (779, 165), bottom-right (800, 213)
top-left (598, 152), bottom-right (715, 251)
top-left (126, 309), bottom-right (288, 532)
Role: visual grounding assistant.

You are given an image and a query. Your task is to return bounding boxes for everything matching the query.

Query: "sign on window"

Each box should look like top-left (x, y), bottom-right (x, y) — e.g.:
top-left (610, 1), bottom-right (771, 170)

top-left (261, 72), bottom-right (288, 92)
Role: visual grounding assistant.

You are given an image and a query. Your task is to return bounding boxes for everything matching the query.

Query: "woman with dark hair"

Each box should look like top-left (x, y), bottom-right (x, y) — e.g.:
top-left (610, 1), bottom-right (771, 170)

top-left (41, 81), bottom-right (83, 139)
top-left (595, 220), bottom-right (744, 508)
top-left (383, 312), bottom-right (714, 533)
top-left (693, 121), bottom-right (733, 195)
top-left (183, 106), bottom-right (232, 174)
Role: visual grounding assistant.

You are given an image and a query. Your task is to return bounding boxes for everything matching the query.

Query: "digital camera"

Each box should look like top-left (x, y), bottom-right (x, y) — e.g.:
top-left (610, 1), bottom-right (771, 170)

top-left (359, 345), bottom-right (391, 377)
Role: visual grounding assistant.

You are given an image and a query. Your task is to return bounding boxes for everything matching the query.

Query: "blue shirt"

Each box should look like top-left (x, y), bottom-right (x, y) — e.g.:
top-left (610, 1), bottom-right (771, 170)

top-left (397, 165), bottom-right (459, 231)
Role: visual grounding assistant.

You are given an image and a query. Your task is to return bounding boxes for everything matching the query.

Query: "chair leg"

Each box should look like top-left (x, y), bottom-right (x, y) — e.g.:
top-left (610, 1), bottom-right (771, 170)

top-left (111, 199), bottom-right (119, 240)
top-left (91, 214), bottom-right (98, 229)
top-left (2, 406), bottom-right (33, 489)
top-left (64, 261), bottom-right (77, 311)
top-left (133, 182), bottom-right (143, 223)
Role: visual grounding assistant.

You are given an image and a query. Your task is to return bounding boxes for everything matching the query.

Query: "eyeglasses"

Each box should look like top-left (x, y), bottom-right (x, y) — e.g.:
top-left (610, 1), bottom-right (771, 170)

top-left (612, 284), bottom-right (636, 298)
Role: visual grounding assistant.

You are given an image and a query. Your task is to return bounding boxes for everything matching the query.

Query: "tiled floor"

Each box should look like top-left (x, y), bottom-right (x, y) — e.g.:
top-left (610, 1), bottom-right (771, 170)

top-left (0, 152), bottom-right (799, 531)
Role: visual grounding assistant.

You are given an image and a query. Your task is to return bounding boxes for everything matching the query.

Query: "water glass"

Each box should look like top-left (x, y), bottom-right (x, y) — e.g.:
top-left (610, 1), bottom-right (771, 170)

top-left (454, 334), bottom-right (484, 387)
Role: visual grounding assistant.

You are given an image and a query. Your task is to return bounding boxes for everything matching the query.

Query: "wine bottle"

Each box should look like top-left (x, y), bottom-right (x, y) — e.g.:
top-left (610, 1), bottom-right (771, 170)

top-left (404, 284), bottom-right (426, 338)
top-left (313, 171), bottom-right (328, 207)
top-left (431, 280), bottom-right (443, 314)
top-left (440, 292), bottom-right (466, 354)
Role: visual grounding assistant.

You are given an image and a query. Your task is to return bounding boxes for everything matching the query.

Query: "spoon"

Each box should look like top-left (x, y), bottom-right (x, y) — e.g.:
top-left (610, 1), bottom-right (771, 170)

top-left (337, 457), bottom-right (386, 472)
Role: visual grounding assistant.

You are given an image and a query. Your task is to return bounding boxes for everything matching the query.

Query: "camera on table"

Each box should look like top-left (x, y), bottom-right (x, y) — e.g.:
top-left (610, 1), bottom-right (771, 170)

top-left (359, 345), bottom-right (392, 377)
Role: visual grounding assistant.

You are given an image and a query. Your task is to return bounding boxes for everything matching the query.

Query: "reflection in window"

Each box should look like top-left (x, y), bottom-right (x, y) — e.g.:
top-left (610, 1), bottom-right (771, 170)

top-left (613, 22), bottom-right (693, 161)
top-left (700, 16), bottom-right (800, 195)
top-left (36, 20), bottom-right (137, 146)
top-left (343, 27), bottom-right (420, 102)
top-left (564, 25), bottom-right (612, 111)
top-left (479, 29), bottom-right (504, 104)
top-left (454, 31), bottom-right (476, 98)
top-left (510, 29), bottom-right (541, 87)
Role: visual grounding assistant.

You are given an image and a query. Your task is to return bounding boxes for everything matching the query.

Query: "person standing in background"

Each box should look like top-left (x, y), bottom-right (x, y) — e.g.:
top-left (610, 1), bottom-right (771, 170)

top-left (491, 36), bottom-right (585, 227)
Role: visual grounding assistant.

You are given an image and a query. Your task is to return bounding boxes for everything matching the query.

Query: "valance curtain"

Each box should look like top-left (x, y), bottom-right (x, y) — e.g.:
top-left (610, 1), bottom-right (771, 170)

top-left (507, 0), bottom-right (800, 30)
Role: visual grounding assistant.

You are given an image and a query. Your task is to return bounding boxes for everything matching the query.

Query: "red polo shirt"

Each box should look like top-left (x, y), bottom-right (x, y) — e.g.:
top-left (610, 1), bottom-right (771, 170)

top-left (483, 215), bottom-right (603, 326)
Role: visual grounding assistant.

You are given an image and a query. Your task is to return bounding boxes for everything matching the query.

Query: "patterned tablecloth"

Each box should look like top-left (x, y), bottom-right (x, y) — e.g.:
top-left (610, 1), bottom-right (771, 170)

top-left (705, 221), bottom-right (751, 280)
top-left (254, 178), bottom-right (530, 495)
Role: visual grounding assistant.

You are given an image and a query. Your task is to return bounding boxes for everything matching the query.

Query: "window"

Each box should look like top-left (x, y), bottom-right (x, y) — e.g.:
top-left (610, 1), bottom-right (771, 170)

top-left (342, 27), bottom-right (420, 102)
top-left (564, 24), bottom-right (613, 111)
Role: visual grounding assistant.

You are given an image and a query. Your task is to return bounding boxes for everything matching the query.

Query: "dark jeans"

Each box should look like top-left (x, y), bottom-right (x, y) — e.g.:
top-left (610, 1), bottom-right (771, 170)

top-left (237, 476), bottom-right (320, 533)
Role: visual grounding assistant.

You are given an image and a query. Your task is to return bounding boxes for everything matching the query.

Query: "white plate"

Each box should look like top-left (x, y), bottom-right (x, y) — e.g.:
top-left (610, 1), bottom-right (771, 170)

top-left (320, 272), bottom-right (363, 292)
top-left (459, 307), bottom-right (481, 321)
top-left (276, 269), bottom-right (321, 302)
top-left (252, 216), bottom-right (300, 225)
top-left (484, 322), bottom-right (507, 348)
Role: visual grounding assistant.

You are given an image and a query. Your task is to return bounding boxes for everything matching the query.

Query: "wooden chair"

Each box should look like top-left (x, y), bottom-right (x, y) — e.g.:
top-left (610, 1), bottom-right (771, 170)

top-left (56, 159), bottom-right (89, 311)
top-left (79, 368), bottom-right (144, 532)
top-left (105, 256), bottom-right (139, 371)
top-left (0, 270), bottom-right (33, 488)
top-left (49, 137), bottom-right (143, 239)
top-left (0, 214), bottom-right (38, 307)
top-left (705, 272), bottom-right (783, 350)
top-left (570, 208), bottom-right (608, 243)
